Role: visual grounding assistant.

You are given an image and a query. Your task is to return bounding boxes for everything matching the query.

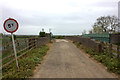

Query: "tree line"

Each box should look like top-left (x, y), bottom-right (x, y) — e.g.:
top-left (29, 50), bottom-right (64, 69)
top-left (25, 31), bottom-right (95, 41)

top-left (83, 16), bottom-right (120, 34)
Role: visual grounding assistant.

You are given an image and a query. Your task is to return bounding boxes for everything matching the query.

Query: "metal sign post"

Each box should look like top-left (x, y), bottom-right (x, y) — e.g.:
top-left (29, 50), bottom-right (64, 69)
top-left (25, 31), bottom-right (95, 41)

top-left (3, 18), bottom-right (19, 70)
top-left (11, 33), bottom-right (19, 70)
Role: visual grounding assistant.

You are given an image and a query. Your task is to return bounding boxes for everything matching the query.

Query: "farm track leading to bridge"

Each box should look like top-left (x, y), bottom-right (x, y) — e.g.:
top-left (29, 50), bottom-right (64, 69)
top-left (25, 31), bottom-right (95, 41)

top-left (32, 39), bottom-right (118, 78)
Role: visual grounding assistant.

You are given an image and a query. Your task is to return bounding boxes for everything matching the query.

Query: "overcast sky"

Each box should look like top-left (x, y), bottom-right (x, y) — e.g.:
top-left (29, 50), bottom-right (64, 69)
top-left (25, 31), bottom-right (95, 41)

top-left (0, 0), bottom-right (119, 35)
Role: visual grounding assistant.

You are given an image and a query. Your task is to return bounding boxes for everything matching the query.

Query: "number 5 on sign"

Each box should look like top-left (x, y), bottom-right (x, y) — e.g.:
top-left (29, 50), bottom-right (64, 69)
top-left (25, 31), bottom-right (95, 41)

top-left (3, 18), bottom-right (19, 70)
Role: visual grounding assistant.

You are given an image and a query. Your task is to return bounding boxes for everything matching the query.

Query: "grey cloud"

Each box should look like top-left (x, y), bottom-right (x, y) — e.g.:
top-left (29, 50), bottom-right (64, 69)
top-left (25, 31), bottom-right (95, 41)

top-left (1, 0), bottom-right (119, 35)
top-left (91, 1), bottom-right (117, 8)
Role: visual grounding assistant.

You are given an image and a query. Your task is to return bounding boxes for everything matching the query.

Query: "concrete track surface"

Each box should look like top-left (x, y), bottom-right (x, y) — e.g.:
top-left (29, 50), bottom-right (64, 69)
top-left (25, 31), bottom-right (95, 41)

top-left (32, 39), bottom-right (118, 78)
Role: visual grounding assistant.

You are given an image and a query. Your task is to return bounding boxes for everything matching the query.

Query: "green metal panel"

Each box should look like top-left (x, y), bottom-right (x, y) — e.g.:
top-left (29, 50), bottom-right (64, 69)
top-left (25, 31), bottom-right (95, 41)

top-left (82, 33), bottom-right (110, 43)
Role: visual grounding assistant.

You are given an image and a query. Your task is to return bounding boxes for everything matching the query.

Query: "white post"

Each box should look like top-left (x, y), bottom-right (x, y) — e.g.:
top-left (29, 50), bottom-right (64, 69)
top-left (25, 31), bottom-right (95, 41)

top-left (11, 33), bottom-right (19, 70)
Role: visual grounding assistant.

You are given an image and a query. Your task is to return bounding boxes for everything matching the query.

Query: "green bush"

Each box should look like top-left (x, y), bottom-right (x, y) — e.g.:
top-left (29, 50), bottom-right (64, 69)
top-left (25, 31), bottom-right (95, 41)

top-left (94, 52), bottom-right (120, 74)
top-left (85, 48), bottom-right (98, 56)
top-left (104, 57), bottom-right (120, 73)
top-left (94, 55), bottom-right (103, 62)
top-left (114, 43), bottom-right (120, 46)
top-left (39, 32), bottom-right (46, 37)
top-left (54, 36), bottom-right (64, 39)
top-left (76, 43), bottom-right (81, 47)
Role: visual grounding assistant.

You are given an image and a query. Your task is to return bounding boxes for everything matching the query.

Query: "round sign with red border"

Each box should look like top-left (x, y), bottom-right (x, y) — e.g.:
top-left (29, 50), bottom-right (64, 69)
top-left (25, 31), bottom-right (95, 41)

top-left (3, 18), bottom-right (19, 33)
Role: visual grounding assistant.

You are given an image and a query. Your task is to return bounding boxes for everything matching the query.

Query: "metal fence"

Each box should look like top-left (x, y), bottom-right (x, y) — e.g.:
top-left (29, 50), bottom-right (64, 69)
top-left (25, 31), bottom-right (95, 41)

top-left (82, 33), bottom-right (110, 43)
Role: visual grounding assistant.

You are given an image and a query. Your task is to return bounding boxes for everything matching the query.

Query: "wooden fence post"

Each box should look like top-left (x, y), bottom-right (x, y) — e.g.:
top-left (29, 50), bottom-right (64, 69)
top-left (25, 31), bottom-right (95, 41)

top-left (6, 42), bottom-right (10, 52)
top-left (25, 39), bottom-right (27, 47)
top-left (101, 42), bottom-right (105, 53)
top-left (98, 44), bottom-right (102, 53)
top-left (34, 38), bottom-right (37, 48)
top-left (35, 38), bottom-right (38, 48)
top-left (16, 40), bottom-right (20, 51)
top-left (33, 38), bottom-right (36, 48)
top-left (109, 43), bottom-right (112, 57)
top-left (117, 46), bottom-right (120, 58)
top-left (101, 42), bottom-right (103, 52)
top-left (28, 38), bottom-right (32, 49)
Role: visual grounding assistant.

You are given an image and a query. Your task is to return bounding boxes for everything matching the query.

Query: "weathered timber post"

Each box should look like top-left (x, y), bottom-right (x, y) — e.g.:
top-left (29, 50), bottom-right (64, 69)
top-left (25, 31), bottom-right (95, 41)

top-left (98, 43), bottom-right (102, 53)
top-left (16, 40), bottom-right (20, 51)
top-left (109, 43), bottom-right (112, 57)
top-left (117, 46), bottom-right (120, 59)
top-left (34, 38), bottom-right (37, 48)
top-left (25, 39), bottom-right (27, 48)
top-left (6, 42), bottom-right (10, 52)
top-left (33, 38), bottom-right (36, 48)
top-left (28, 38), bottom-right (32, 49)
top-left (100, 42), bottom-right (105, 53)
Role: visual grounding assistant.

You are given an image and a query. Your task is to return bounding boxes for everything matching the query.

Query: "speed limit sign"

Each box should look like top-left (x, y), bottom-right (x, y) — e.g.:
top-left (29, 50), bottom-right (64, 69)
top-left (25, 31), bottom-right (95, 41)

top-left (3, 18), bottom-right (19, 33)
top-left (3, 18), bottom-right (19, 70)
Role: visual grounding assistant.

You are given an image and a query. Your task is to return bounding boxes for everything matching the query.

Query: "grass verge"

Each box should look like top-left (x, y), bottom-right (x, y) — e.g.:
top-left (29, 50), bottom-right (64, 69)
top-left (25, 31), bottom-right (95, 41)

top-left (2, 45), bottom-right (49, 78)
top-left (73, 41), bottom-right (120, 75)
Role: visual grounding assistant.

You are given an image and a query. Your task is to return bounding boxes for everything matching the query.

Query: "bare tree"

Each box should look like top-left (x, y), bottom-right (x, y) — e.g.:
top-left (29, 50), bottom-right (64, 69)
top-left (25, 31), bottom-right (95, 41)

top-left (82, 30), bottom-right (86, 35)
top-left (90, 16), bottom-right (118, 34)
top-left (92, 22), bottom-right (102, 33)
top-left (89, 29), bottom-right (93, 34)
top-left (107, 16), bottom-right (118, 33)
top-left (96, 16), bottom-right (109, 33)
